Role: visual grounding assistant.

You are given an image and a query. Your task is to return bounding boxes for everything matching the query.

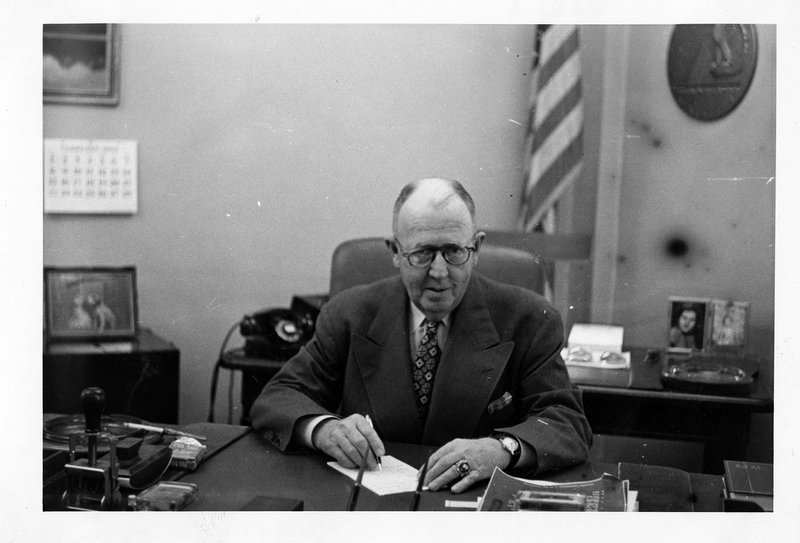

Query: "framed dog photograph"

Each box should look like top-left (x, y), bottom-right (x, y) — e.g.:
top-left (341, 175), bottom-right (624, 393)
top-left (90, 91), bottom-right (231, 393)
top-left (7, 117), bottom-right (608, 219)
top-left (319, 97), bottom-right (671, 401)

top-left (708, 299), bottom-right (750, 352)
top-left (667, 297), bottom-right (710, 352)
top-left (44, 267), bottom-right (138, 342)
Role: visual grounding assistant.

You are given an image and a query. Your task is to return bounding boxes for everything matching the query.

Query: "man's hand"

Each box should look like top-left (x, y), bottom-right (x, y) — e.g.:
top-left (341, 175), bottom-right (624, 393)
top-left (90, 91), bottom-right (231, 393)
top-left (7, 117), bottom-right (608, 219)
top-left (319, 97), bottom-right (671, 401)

top-left (312, 414), bottom-right (385, 471)
top-left (423, 437), bottom-right (509, 493)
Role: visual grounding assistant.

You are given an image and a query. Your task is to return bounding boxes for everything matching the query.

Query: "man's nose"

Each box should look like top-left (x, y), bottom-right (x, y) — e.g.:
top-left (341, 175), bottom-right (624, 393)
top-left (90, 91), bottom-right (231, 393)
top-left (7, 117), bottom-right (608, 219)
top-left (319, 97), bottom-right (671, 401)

top-left (428, 251), bottom-right (449, 279)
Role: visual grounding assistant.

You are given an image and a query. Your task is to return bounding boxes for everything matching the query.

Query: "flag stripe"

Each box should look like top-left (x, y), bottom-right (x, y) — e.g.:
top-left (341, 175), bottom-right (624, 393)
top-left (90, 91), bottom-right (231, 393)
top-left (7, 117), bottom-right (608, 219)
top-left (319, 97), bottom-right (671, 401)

top-left (525, 129), bottom-right (583, 210)
top-left (521, 161), bottom-right (582, 232)
top-left (518, 24), bottom-right (584, 254)
top-left (532, 79), bottom-right (582, 152)
top-left (535, 49), bottom-right (582, 123)
top-left (527, 104), bottom-right (584, 194)
top-left (536, 27), bottom-right (580, 94)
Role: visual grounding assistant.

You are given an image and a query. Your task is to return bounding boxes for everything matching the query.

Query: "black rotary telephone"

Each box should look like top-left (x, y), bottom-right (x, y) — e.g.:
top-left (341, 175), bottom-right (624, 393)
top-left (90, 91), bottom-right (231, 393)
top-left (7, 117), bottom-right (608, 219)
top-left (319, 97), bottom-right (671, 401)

top-left (239, 295), bottom-right (324, 359)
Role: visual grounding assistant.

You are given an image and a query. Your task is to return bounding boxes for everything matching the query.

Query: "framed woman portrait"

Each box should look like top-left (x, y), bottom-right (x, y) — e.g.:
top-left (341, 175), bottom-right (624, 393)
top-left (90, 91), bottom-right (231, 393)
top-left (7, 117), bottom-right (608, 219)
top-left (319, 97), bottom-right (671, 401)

top-left (708, 299), bottom-right (749, 353)
top-left (44, 266), bottom-right (138, 342)
top-left (667, 297), bottom-right (710, 352)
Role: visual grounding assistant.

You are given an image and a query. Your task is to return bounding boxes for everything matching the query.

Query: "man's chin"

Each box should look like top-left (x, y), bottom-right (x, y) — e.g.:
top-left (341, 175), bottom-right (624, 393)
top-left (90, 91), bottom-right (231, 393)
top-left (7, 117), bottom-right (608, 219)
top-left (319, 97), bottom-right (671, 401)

top-left (420, 296), bottom-right (454, 318)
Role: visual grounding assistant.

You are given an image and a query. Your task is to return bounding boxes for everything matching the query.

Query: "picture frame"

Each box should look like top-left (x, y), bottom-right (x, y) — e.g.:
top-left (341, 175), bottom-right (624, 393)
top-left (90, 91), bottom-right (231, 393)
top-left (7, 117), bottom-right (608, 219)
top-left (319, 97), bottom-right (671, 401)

top-left (708, 299), bottom-right (750, 353)
top-left (667, 296), bottom-right (710, 352)
top-left (43, 23), bottom-right (120, 106)
top-left (44, 267), bottom-right (138, 342)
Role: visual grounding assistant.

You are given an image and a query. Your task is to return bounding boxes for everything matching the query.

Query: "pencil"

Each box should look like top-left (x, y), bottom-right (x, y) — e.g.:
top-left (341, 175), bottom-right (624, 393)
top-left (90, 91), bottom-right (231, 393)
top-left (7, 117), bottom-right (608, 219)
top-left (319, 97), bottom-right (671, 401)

top-left (347, 448), bottom-right (370, 511)
top-left (364, 415), bottom-right (383, 472)
top-left (410, 458), bottom-right (429, 511)
top-left (121, 422), bottom-right (207, 441)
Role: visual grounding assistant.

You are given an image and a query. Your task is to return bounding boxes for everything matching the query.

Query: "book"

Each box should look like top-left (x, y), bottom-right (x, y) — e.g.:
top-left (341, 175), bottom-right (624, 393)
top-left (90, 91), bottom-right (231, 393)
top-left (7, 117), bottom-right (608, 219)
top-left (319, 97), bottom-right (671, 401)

top-left (477, 467), bottom-right (634, 512)
top-left (724, 460), bottom-right (773, 512)
top-left (617, 462), bottom-right (697, 512)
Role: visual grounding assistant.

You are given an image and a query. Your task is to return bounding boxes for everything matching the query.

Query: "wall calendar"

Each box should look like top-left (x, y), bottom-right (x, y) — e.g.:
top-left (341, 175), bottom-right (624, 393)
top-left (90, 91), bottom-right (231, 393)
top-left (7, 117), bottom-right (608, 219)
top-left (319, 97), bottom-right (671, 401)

top-left (44, 138), bottom-right (138, 214)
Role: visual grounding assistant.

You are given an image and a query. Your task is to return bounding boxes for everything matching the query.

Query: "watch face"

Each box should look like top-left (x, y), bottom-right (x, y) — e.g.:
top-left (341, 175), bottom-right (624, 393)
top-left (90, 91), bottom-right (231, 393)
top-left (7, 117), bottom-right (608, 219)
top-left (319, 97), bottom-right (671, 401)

top-left (501, 436), bottom-right (519, 454)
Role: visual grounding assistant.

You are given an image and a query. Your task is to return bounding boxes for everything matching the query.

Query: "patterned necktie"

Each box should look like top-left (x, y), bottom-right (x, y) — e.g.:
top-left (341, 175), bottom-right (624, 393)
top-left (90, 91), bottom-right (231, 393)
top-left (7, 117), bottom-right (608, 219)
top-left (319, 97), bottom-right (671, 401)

top-left (413, 319), bottom-right (441, 420)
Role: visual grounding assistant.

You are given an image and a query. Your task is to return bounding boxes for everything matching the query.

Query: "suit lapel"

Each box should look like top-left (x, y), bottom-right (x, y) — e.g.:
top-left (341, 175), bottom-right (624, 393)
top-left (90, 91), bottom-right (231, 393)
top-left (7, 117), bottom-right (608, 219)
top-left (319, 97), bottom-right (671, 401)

top-left (423, 275), bottom-right (514, 444)
top-left (350, 279), bottom-right (423, 442)
top-left (349, 274), bottom-right (514, 445)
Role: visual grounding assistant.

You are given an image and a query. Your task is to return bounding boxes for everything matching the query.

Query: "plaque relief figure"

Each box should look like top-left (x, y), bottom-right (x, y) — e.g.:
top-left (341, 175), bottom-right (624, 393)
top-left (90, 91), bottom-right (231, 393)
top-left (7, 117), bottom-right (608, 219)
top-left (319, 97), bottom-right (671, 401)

top-left (668, 24), bottom-right (758, 121)
top-left (710, 24), bottom-right (743, 77)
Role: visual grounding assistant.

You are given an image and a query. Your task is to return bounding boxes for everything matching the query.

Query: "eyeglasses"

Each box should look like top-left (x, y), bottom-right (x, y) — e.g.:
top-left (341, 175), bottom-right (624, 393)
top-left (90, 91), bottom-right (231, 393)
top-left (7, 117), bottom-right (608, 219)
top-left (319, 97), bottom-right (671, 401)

top-left (394, 240), bottom-right (476, 268)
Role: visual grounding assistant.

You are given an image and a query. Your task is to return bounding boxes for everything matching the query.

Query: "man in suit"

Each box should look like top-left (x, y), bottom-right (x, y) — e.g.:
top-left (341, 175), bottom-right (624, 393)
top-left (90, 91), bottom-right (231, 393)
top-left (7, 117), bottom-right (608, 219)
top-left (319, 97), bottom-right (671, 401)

top-left (250, 177), bottom-right (591, 493)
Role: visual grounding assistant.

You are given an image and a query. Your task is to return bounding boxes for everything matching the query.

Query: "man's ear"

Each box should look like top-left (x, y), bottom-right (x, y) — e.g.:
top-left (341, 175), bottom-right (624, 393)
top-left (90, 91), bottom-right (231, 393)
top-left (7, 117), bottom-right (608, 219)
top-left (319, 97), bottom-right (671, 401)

top-left (386, 238), bottom-right (402, 268)
top-left (472, 231), bottom-right (486, 266)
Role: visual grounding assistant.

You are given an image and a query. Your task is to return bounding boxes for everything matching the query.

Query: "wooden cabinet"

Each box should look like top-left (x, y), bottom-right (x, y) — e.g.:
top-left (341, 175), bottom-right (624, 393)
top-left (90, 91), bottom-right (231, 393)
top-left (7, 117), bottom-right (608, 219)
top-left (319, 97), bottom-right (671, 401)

top-left (43, 328), bottom-right (180, 423)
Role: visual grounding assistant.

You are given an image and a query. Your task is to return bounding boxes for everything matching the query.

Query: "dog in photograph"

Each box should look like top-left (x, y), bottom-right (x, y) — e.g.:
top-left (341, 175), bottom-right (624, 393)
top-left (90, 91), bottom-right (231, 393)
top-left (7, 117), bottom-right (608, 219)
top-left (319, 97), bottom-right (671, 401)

top-left (86, 293), bottom-right (117, 331)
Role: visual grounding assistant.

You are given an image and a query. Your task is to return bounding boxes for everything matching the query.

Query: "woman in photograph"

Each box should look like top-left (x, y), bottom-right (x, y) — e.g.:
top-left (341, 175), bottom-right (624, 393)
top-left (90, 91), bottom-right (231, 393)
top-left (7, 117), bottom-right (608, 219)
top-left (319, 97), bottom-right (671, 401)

top-left (669, 304), bottom-right (701, 349)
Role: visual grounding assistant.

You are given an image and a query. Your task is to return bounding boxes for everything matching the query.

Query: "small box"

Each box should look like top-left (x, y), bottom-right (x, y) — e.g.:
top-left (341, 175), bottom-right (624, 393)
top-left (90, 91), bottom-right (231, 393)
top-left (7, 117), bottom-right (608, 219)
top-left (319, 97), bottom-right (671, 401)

top-left (169, 437), bottom-right (207, 470)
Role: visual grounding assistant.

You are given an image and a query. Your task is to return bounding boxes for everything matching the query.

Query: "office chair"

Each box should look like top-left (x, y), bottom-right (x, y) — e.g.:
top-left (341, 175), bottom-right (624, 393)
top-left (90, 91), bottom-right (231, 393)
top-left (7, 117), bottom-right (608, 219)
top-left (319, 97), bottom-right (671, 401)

top-left (329, 235), bottom-right (546, 297)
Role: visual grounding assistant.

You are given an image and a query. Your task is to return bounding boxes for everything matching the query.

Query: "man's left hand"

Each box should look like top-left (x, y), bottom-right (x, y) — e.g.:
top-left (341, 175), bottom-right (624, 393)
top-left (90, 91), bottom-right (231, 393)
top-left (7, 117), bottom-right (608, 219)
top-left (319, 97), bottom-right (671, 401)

top-left (423, 437), bottom-right (508, 493)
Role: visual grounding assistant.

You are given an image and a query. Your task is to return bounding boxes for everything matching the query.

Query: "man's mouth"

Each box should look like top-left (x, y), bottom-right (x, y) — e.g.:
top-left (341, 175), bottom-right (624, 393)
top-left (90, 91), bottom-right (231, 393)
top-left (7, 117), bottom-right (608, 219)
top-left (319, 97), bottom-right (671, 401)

top-left (425, 286), bottom-right (450, 294)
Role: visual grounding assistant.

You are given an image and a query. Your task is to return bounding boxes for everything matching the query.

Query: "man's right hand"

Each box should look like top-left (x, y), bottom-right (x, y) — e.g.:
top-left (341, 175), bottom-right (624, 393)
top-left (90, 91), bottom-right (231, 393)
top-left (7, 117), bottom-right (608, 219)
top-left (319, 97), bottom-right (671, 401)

top-left (312, 414), bottom-right (385, 470)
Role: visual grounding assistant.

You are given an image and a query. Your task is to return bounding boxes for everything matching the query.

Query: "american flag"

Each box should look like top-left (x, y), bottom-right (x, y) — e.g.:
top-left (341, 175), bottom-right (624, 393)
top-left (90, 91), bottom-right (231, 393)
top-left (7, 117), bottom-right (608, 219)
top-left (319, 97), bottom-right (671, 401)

top-left (518, 25), bottom-right (584, 235)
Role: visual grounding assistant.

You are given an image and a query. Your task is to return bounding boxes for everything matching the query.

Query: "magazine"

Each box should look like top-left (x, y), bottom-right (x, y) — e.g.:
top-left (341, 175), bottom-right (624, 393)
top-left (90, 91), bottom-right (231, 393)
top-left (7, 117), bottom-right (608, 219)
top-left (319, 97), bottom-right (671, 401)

top-left (477, 467), bottom-right (635, 512)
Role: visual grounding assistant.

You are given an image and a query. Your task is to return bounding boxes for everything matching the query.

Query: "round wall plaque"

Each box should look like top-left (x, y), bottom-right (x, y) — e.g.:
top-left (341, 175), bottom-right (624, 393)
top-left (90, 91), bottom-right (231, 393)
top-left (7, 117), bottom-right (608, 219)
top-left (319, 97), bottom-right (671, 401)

top-left (667, 24), bottom-right (758, 122)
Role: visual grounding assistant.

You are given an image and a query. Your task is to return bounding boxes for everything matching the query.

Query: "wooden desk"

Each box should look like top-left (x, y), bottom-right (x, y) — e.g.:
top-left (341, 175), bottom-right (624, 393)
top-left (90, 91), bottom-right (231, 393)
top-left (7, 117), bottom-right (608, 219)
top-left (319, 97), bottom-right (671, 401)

top-left (569, 348), bottom-right (773, 474)
top-left (42, 421), bottom-right (724, 512)
top-left (172, 423), bottom-right (724, 512)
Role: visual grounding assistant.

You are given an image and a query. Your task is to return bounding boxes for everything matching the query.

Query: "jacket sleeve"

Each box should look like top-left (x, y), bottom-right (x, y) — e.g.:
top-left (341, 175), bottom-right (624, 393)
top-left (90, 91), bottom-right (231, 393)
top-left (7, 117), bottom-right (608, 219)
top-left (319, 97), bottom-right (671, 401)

top-left (249, 299), bottom-right (348, 451)
top-left (497, 305), bottom-right (593, 476)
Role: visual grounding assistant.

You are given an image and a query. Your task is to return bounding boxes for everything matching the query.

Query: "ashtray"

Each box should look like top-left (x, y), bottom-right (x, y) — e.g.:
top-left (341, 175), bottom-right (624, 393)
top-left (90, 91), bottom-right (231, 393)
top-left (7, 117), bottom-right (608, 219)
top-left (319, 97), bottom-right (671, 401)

top-left (660, 361), bottom-right (753, 396)
top-left (129, 481), bottom-right (199, 511)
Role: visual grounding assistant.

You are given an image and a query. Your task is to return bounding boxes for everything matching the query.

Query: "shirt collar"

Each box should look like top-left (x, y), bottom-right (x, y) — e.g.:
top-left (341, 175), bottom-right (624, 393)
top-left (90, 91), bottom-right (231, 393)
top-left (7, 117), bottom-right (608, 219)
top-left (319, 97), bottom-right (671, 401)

top-left (410, 302), bottom-right (451, 330)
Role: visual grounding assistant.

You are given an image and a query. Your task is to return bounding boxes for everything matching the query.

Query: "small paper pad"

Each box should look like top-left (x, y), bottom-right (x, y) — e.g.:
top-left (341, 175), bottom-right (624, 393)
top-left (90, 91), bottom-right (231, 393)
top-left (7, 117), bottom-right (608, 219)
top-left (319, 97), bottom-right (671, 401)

top-left (327, 455), bottom-right (424, 496)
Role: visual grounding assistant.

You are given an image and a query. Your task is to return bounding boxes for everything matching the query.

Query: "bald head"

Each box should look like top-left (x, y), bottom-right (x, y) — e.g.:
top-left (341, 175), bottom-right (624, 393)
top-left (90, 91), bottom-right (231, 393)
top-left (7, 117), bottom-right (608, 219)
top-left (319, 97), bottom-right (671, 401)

top-left (392, 178), bottom-right (476, 236)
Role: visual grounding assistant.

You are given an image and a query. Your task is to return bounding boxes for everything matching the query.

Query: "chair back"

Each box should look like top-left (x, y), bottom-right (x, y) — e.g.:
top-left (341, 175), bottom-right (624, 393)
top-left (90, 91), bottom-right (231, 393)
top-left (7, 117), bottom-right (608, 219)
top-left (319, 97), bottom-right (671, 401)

top-left (329, 237), bottom-right (546, 298)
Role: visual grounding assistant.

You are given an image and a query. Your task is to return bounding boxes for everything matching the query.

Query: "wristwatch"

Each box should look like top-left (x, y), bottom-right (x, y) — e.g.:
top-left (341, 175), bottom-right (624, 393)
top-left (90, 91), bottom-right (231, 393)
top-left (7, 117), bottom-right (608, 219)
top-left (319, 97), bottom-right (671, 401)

top-left (493, 433), bottom-right (521, 470)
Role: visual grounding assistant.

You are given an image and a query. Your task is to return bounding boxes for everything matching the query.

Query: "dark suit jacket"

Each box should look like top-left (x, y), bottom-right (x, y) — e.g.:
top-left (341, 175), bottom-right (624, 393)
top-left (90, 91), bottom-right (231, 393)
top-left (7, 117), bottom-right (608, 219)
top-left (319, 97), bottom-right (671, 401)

top-left (250, 272), bottom-right (592, 476)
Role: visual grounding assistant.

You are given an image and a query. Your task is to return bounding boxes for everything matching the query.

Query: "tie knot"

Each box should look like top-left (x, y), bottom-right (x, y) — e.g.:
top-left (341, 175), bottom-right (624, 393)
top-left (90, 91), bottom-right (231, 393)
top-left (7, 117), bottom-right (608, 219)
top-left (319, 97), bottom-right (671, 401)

top-left (425, 320), bottom-right (439, 332)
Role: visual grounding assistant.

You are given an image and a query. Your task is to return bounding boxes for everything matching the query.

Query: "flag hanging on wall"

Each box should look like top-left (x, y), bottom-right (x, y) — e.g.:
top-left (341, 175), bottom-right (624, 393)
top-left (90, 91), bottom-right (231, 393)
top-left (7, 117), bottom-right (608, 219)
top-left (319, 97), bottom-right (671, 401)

top-left (518, 25), bottom-right (584, 234)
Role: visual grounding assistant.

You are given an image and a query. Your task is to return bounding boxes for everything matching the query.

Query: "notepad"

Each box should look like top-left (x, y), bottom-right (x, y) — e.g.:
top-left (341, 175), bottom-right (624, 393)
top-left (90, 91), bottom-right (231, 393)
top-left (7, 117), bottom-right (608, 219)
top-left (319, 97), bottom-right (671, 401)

top-left (327, 455), bottom-right (425, 496)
